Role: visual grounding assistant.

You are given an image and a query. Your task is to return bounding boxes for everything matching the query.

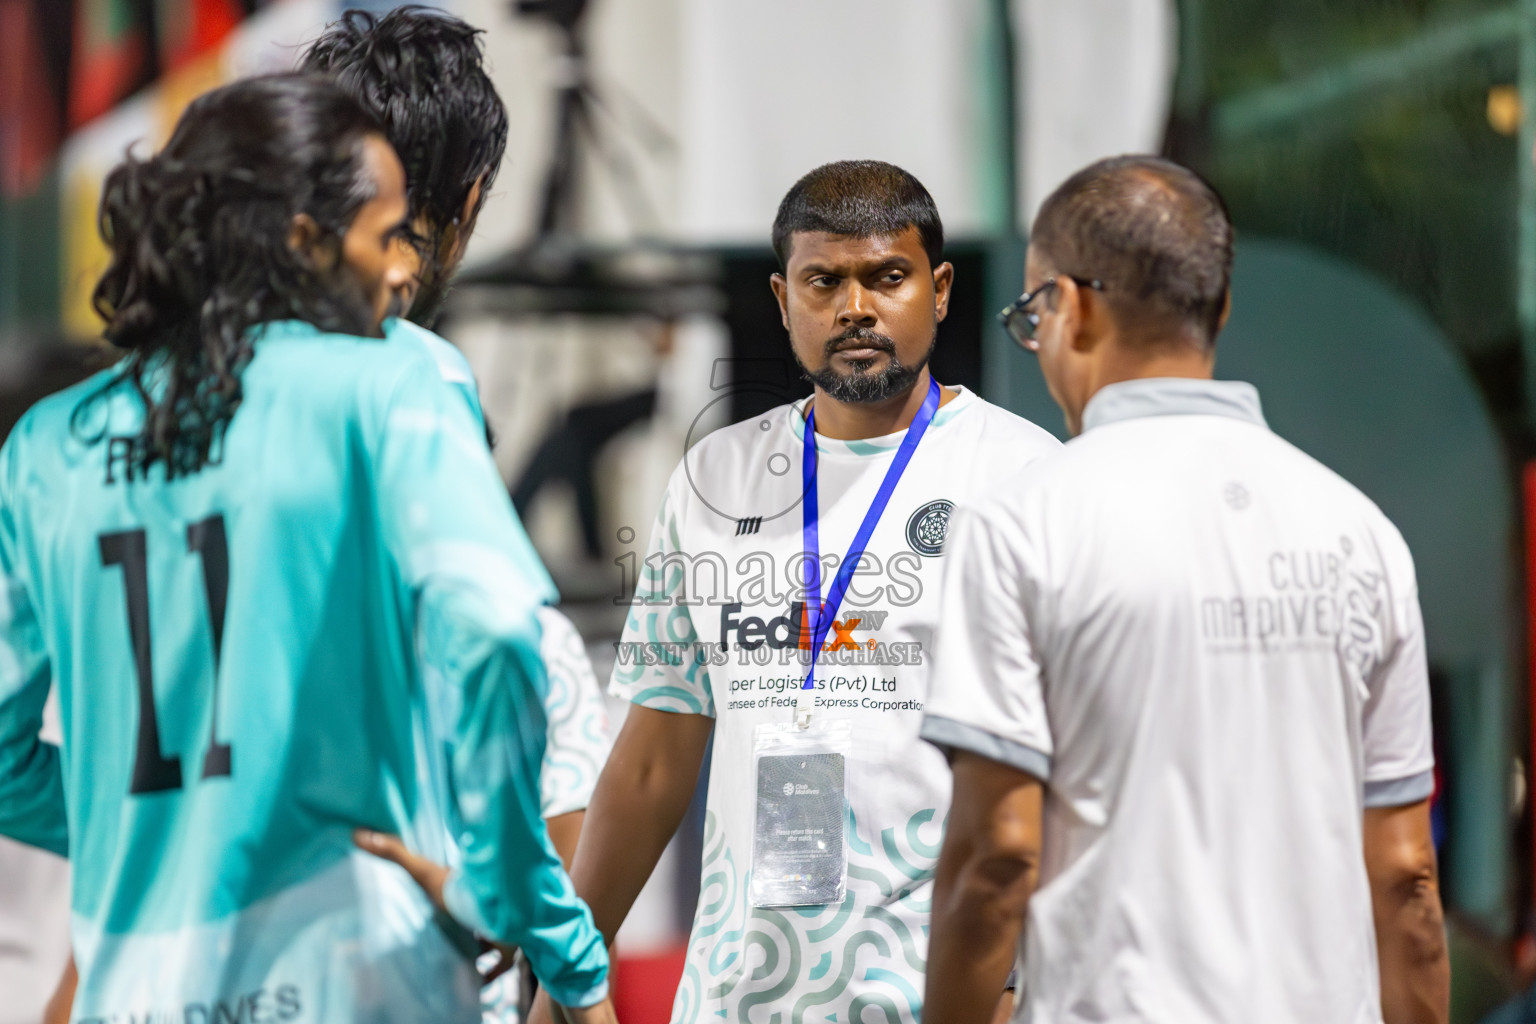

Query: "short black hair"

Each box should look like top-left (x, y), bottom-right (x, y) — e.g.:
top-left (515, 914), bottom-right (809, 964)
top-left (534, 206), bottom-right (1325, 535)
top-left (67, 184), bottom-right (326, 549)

top-left (771, 161), bottom-right (944, 271)
top-left (1030, 154), bottom-right (1234, 345)
top-left (299, 6), bottom-right (506, 243)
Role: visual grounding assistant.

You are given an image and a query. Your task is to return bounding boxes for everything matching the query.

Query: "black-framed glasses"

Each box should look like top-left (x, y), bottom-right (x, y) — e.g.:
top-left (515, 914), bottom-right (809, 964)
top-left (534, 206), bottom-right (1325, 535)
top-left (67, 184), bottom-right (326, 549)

top-left (997, 276), bottom-right (1105, 350)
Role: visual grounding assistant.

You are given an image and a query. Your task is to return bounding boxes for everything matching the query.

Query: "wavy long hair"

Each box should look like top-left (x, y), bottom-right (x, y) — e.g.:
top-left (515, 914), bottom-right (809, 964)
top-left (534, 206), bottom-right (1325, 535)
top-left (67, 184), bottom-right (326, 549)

top-left (83, 73), bottom-right (386, 477)
top-left (299, 6), bottom-right (507, 325)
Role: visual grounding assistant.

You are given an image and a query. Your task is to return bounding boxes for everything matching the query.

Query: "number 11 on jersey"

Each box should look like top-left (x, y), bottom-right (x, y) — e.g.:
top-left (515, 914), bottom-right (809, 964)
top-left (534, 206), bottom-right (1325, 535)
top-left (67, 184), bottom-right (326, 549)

top-left (99, 513), bottom-right (232, 795)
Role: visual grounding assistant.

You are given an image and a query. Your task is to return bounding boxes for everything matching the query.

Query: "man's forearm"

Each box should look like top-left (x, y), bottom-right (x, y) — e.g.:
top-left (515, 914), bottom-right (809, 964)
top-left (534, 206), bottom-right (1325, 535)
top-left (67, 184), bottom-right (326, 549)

top-left (1375, 869), bottom-right (1449, 1024)
top-left (925, 753), bottom-right (1042, 1024)
top-left (927, 841), bottom-right (1032, 1024)
top-left (569, 770), bottom-right (693, 942)
top-left (1366, 800), bottom-right (1449, 1024)
top-left (568, 706), bottom-right (711, 941)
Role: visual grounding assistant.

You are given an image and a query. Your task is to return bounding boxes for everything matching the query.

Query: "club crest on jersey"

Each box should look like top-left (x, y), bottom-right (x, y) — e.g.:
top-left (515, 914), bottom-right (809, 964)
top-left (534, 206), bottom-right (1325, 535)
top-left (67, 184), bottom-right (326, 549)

top-left (905, 499), bottom-right (954, 556)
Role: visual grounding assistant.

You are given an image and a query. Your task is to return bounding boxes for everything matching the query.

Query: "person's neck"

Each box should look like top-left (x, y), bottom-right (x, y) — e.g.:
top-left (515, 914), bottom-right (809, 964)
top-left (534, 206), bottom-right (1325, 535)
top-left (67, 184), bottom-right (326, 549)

top-left (809, 368), bottom-right (958, 441)
top-left (1067, 339), bottom-right (1215, 435)
top-left (1087, 338), bottom-right (1214, 397)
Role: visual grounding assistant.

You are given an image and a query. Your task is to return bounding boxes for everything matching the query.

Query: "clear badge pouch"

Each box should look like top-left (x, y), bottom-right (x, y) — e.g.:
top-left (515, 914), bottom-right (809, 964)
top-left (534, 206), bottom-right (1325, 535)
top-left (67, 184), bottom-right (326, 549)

top-left (749, 717), bottom-right (852, 908)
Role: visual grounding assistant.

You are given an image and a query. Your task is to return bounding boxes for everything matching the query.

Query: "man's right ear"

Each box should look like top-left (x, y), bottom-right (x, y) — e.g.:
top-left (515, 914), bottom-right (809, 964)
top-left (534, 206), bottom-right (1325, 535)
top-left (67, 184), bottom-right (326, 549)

top-left (769, 273), bottom-right (790, 330)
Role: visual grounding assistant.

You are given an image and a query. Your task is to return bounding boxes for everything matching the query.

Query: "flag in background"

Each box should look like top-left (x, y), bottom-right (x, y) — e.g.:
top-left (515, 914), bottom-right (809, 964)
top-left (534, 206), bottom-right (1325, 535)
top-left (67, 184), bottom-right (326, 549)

top-left (69, 0), bottom-right (154, 128)
top-left (0, 0), bottom-right (65, 197)
top-left (156, 0), bottom-right (245, 73)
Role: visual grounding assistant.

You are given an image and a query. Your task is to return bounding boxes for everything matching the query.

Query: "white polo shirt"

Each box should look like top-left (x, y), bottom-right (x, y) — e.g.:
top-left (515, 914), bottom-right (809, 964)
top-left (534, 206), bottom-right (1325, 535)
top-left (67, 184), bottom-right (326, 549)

top-left (612, 386), bottom-right (1060, 1024)
top-left (922, 378), bottom-right (1433, 1024)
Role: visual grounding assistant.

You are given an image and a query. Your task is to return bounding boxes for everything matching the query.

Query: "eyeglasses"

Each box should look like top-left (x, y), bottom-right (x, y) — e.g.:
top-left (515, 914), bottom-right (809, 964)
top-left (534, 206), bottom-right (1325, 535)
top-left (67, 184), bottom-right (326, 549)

top-left (997, 276), bottom-right (1105, 350)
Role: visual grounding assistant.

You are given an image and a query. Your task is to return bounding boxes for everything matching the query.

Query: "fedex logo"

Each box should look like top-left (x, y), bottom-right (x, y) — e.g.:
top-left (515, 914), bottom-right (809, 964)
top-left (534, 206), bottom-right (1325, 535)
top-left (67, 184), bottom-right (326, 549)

top-left (719, 602), bottom-right (889, 651)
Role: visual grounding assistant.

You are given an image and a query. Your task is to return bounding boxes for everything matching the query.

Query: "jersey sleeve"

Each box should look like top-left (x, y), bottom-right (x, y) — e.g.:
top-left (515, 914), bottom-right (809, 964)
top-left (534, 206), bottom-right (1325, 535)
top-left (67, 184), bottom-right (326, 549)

top-left (1355, 535), bottom-right (1435, 809)
top-left (535, 606), bottom-right (610, 818)
top-left (919, 504), bottom-right (1053, 781)
top-left (384, 319), bottom-right (558, 606)
top-left (608, 466), bottom-right (716, 716)
top-left (386, 318), bottom-right (487, 426)
top-left (0, 432), bottom-right (67, 857)
top-left (369, 360), bottom-right (607, 1008)
top-left (430, 335), bottom-right (489, 436)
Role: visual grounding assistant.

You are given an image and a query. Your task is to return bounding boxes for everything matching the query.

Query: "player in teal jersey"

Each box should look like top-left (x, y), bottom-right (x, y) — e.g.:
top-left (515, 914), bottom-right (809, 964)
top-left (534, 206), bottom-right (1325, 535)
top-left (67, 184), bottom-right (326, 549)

top-left (297, 5), bottom-right (532, 554)
top-left (0, 75), bottom-right (615, 1024)
top-left (300, 14), bottom-right (615, 1020)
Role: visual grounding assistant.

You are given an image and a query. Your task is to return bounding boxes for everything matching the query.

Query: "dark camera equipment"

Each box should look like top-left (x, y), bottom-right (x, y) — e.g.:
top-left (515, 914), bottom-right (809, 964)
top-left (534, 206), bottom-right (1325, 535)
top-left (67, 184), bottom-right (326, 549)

top-left (512, 0), bottom-right (589, 32)
top-left (509, 0), bottom-right (658, 240)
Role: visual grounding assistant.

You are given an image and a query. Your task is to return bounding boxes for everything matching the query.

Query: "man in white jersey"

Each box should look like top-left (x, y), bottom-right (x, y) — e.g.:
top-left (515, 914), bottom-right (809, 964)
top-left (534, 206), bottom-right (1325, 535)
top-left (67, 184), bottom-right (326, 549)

top-left (921, 155), bottom-right (1449, 1024)
top-left (526, 161), bottom-right (1059, 1024)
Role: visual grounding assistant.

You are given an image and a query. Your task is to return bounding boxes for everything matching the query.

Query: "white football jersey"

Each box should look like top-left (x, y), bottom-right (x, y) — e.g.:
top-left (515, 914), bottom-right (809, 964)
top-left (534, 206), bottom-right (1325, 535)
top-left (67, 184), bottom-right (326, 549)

top-left (534, 607), bottom-right (612, 819)
top-left (612, 386), bottom-right (1060, 1024)
top-left (924, 378), bottom-right (1434, 1024)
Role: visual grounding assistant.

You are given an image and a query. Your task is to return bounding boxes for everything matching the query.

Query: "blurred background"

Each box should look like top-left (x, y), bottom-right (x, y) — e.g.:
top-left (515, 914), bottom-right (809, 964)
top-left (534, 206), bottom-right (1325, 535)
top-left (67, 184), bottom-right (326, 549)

top-left (2, 0), bottom-right (1534, 1021)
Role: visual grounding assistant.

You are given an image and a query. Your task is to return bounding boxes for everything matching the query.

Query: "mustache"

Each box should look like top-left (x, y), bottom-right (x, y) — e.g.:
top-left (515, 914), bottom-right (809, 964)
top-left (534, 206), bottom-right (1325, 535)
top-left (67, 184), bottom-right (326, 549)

top-left (824, 327), bottom-right (896, 358)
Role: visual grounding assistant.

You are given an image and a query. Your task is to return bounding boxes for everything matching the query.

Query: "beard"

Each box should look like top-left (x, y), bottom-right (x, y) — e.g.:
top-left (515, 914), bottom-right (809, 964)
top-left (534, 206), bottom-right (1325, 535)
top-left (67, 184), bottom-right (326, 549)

top-left (405, 229), bottom-right (468, 329)
top-left (796, 326), bottom-right (936, 404)
top-left (404, 267), bottom-right (453, 329)
top-left (305, 261), bottom-right (390, 339)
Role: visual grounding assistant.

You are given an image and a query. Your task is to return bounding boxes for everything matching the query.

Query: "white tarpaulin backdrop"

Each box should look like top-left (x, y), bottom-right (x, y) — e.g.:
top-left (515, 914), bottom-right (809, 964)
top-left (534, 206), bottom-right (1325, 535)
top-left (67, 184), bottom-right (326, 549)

top-left (1015, 0), bottom-right (1179, 227)
top-left (459, 0), bottom-right (1178, 250)
top-left (675, 0), bottom-right (1000, 242)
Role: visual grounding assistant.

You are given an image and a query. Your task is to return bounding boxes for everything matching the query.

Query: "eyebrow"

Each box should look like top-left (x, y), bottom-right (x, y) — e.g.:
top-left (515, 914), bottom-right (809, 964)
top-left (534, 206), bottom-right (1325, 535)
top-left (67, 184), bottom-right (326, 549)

top-left (798, 255), bottom-right (915, 277)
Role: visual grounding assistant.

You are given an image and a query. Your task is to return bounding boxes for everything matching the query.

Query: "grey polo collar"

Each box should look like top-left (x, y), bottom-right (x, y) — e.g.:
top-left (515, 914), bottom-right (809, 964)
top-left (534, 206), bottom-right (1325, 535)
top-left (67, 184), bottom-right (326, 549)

top-left (1080, 377), bottom-right (1268, 433)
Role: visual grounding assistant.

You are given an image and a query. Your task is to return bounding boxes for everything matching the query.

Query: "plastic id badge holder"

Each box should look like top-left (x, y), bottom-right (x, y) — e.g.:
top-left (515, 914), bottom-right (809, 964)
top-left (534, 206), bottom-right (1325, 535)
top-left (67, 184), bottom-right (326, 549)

top-left (749, 717), bottom-right (852, 908)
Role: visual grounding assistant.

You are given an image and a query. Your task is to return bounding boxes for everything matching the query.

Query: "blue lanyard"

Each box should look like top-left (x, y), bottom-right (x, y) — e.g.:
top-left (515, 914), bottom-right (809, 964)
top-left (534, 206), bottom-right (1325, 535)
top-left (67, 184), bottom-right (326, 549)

top-left (800, 376), bottom-right (941, 690)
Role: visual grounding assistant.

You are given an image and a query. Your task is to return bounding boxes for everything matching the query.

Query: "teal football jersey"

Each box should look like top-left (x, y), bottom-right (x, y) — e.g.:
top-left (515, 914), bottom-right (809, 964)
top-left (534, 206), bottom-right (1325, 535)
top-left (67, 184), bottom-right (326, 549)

top-left (382, 319), bottom-right (610, 828)
top-left (0, 320), bottom-right (608, 1022)
top-left (381, 319), bottom-right (613, 1024)
top-left (383, 317), bottom-right (554, 600)
top-left (385, 318), bottom-right (486, 421)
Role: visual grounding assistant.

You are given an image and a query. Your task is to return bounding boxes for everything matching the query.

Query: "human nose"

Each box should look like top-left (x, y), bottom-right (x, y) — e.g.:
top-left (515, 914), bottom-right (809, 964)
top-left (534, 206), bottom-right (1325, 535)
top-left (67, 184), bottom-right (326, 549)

top-left (837, 280), bottom-right (877, 328)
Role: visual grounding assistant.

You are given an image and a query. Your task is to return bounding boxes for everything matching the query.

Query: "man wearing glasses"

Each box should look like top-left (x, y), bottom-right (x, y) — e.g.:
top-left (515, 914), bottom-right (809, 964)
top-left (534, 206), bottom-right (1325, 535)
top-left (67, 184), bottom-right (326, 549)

top-left (922, 155), bottom-right (1448, 1024)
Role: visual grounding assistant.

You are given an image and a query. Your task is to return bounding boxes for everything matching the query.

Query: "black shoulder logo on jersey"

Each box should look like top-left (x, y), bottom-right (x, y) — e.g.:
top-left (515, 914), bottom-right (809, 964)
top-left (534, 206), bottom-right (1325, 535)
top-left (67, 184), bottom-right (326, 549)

top-left (906, 499), bottom-right (954, 556)
top-left (736, 516), bottom-right (763, 536)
